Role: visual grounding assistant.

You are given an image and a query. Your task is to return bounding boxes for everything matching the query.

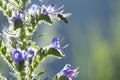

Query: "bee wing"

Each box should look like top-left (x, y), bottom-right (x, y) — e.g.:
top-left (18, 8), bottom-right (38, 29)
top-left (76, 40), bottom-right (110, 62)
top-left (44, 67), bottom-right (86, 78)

top-left (62, 13), bottom-right (72, 17)
top-left (55, 5), bottom-right (64, 11)
top-left (39, 0), bottom-right (49, 6)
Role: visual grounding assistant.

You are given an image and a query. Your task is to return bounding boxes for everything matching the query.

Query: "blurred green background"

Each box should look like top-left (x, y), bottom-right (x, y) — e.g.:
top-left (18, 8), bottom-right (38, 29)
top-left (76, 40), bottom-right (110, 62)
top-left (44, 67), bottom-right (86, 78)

top-left (1, 0), bottom-right (120, 80)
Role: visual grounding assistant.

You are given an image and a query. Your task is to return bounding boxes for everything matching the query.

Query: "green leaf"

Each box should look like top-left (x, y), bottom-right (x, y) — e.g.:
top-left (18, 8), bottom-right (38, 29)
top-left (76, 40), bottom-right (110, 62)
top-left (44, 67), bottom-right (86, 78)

top-left (0, 74), bottom-right (7, 80)
top-left (5, 9), bottom-right (12, 17)
top-left (14, 20), bottom-right (24, 30)
top-left (33, 33), bottom-right (46, 38)
top-left (14, 0), bottom-right (20, 4)
top-left (0, 40), bottom-right (2, 47)
top-left (39, 14), bottom-right (53, 24)
top-left (9, 72), bottom-right (18, 79)
top-left (52, 76), bottom-right (59, 80)
top-left (32, 69), bottom-right (46, 79)
top-left (29, 42), bottom-right (39, 50)
top-left (52, 75), bottom-right (70, 80)
top-left (59, 76), bottom-right (70, 80)
top-left (16, 61), bottom-right (25, 72)
top-left (1, 46), bottom-right (7, 55)
top-left (2, 3), bottom-right (7, 10)
top-left (47, 48), bottom-right (64, 58)
top-left (0, 0), bottom-right (2, 6)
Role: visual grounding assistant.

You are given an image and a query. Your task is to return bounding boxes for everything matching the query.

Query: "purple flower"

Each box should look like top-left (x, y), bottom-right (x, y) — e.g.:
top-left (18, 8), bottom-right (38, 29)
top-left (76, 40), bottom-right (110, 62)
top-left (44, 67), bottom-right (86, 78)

top-left (27, 48), bottom-right (36, 59)
top-left (11, 49), bottom-right (23, 64)
top-left (22, 48), bottom-right (36, 60)
top-left (12, 48), bottom-right (36, 64)
top-left (41, 4), bottom-right (64, 16)
top-left (9, 11), bottom-right (24, 23)
top-left (50, 37), bottom-right (60, 49)
top-left (41, 4), bottom-right (56, 15)
top-left (50, 37), bottom-right (62, 56)
top-left (58, 64), bottom-right (79, 79)
top-left (28, 4), bottom-right (41, 15)
top-left (50, 37), bottom-right (68, 56)
top-left (22, 50), bottom-right (28, 60)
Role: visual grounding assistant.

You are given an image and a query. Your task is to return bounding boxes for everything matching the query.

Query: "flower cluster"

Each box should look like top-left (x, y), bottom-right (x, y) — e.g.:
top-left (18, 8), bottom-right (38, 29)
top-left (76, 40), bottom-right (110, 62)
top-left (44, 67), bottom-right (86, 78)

top-left (12, 48), bottom-right (36, 64)
top-left (28, 3), bottom-right (64, 18)
top-left (0, 0), bottom-right (79, 80)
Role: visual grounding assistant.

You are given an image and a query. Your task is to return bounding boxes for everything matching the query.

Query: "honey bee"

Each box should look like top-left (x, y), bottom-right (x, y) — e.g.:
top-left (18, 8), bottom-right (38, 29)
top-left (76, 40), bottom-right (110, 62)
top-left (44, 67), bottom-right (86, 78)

top-left (57, 13), bottom-right (72, 24)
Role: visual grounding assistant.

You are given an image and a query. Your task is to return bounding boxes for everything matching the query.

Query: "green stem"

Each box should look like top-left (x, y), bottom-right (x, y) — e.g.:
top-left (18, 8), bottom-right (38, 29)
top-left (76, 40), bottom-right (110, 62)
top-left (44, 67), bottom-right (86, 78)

top-left (8, 1), bottom-right (19, 9)
top-left (19, 28), bottom-right (26, 50)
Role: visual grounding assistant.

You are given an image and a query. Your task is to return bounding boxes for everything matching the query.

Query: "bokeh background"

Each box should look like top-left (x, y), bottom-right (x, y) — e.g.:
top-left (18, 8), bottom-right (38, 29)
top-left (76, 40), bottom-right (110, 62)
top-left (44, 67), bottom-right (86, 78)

top-left (1, 0), bottom-right (120, 80)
